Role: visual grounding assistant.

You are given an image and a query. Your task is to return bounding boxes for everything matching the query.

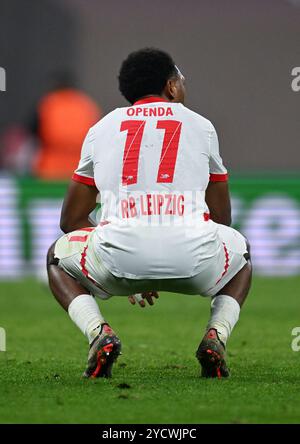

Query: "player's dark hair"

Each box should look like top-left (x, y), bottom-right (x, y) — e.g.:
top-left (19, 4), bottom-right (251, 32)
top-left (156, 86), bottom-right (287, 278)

top-left (118, 48), bottom-right (177, 104)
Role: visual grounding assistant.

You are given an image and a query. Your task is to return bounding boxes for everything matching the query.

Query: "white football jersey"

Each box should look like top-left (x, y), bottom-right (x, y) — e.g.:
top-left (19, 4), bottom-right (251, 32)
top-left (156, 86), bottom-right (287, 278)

top-left (73, 97), bottom-right (228, 279)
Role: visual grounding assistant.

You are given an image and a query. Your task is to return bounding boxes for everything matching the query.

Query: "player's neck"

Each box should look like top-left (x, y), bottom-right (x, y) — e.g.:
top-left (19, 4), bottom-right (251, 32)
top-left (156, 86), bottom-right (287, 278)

top-left (133, 95), bottom-right (170, 105)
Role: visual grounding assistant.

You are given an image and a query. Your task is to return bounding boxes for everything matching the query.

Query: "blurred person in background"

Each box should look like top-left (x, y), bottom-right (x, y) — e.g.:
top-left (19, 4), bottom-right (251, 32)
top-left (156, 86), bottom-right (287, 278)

top-left (32, 72), bottom-right (101, 180)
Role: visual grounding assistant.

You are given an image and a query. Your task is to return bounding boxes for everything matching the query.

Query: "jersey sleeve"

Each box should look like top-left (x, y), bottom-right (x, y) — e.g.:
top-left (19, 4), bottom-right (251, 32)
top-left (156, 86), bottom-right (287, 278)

top-left (209, 124), bottom-right (228, 182)
top-left (72, 129), bottom-right (96, 186)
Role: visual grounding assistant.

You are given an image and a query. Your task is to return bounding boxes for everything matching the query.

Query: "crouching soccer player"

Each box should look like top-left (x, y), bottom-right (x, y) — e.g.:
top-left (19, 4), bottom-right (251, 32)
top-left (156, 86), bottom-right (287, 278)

top-left (47, 48), bottom-right (252, 379)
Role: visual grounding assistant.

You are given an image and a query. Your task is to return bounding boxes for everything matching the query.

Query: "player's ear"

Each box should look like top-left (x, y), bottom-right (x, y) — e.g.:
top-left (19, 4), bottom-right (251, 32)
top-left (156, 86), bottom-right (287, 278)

top-left (165, 78), bottom-right (178, 101)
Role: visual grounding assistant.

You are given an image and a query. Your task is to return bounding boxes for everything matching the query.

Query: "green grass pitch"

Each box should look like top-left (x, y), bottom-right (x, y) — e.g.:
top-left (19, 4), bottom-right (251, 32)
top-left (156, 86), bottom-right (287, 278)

top-left (0, 277), bottom-right (300, 424)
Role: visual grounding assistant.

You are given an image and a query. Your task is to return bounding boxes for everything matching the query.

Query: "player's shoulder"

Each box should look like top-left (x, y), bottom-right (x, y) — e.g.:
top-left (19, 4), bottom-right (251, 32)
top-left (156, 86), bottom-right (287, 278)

top-left (85, 107), bottom-right (133, 142)
top-left (179, 104), bottom-right (215, 131)
top-left (90, 108), bottom-right (121, 131)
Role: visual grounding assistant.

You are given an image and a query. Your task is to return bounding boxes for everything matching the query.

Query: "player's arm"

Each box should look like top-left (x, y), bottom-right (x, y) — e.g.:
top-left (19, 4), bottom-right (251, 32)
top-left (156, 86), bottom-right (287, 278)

top-left (60, 128), bottom-right (98, 233)
top-left (205, 180), bottom-right (231, 226)
top-left (205, 124), bottom-right (232, 226)
top-left (60, 181), bottom-right (98, 233)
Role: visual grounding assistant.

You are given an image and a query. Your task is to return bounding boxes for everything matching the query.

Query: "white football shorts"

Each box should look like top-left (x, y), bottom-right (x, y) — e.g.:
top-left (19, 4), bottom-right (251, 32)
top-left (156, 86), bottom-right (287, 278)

top-left (54, 224), bottom-right (248, 299)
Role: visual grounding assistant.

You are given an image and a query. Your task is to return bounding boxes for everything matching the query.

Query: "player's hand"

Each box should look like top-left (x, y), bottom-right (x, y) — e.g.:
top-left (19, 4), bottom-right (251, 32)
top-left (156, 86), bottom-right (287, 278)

top-left (128, 291), bottom-right (159, 308)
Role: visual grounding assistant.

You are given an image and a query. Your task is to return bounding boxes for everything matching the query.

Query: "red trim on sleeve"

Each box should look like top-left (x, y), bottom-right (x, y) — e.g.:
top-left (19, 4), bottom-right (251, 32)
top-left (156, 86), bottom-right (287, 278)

top-left (72, 173), bottom-right (96, 186)
top-left (209, 173), bottom-right (228, 182)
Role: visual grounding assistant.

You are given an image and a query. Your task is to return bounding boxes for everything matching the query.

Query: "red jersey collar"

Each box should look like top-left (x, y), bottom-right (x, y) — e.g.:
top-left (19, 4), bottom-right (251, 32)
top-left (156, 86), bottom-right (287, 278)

top-left (133, 96), bottom-right (169, 105)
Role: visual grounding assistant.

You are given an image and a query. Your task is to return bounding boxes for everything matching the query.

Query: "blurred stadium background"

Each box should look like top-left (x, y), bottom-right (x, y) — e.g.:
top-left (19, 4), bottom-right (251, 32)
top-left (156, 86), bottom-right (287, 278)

top-left (1, 0), bottom-right (300, 425)
top-left (0, 0), bottom-right (299, 282)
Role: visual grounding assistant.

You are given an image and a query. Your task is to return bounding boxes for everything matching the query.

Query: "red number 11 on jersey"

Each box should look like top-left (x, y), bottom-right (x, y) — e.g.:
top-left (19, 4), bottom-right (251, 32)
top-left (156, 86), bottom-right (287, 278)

top-left (120, 120), bottom-right (182, 186)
